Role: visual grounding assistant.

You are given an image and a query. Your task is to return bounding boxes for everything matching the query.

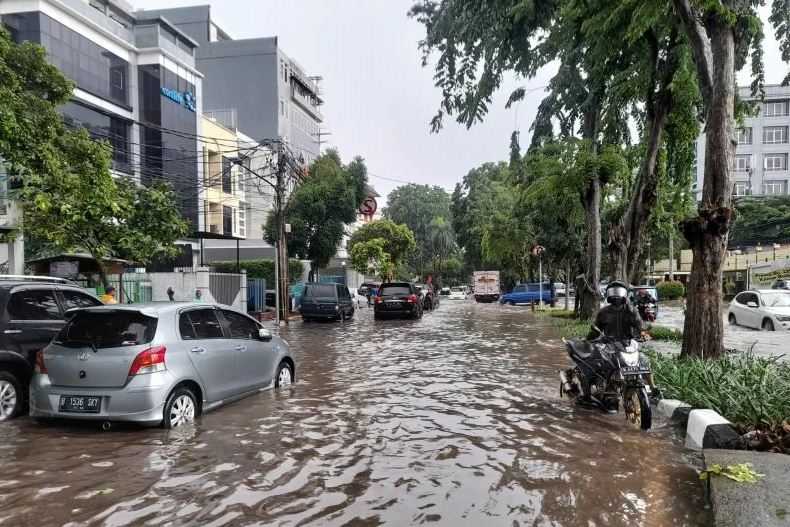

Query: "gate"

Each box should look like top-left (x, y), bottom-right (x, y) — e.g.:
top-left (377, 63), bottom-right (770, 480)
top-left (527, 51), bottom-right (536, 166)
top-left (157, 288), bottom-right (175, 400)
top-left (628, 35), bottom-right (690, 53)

top-left (210, 272), bottom-right (242, 306)
top-left (247, 278), bottom-right (266, 313)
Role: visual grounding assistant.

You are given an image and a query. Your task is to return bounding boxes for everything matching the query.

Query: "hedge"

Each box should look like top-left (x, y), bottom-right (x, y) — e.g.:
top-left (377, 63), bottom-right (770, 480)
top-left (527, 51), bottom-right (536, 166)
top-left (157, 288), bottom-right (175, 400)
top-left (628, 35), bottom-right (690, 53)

top-left (212, 259), bottom-right (305, 286)
top-left (656, 280), bottom-right (685, 300)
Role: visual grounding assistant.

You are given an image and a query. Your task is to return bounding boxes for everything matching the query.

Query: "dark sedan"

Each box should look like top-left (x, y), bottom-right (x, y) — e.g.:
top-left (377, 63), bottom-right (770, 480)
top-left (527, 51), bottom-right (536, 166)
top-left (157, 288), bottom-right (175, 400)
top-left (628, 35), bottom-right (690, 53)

top-left (373, 283), bottom-right (423, 320)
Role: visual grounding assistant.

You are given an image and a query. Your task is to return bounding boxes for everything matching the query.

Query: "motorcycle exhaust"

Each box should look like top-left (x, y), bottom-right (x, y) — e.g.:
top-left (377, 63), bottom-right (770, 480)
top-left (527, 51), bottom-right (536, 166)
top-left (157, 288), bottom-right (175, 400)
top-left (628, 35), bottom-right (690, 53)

top-left (559, 370), bottom-right (574, 394)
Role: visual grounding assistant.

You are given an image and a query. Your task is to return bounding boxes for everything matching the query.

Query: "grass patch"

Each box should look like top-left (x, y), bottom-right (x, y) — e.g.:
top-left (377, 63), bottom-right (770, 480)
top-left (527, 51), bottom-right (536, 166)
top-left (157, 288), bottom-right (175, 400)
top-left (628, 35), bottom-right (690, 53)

top-left (536, 310), bottom-right (590, 339)
top-left (648, 350), bottom-right (790, 453)
top-left (647, 325), bottom-right (684, 342)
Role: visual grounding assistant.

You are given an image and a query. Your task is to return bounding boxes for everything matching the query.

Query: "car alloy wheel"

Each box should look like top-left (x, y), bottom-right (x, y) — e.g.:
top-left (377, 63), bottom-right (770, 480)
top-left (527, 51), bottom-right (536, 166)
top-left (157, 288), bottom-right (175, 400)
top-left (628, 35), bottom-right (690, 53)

top-left (164, 388), bottom-right (197, 429)
top-left (0, 378), bottom-right (19, 421)
top-left (276, 362), bottom-right (293, 388)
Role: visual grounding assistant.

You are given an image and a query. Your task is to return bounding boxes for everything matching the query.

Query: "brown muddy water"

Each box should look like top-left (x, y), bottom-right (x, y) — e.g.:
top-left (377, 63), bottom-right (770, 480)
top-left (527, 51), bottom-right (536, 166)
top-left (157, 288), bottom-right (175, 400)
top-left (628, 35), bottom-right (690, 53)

top-left (0, 302), bottom-right (712, 526)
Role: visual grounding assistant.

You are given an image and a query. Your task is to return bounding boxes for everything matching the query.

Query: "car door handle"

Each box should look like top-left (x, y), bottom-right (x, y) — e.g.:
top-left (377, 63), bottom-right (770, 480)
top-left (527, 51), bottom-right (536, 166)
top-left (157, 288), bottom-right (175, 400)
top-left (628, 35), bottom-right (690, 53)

top-left (190, 347), bottom-right (206, 354)
top-left (234, 345), bottom-right (247, 352)
top-left (3, 329), bottom-right (22, 334)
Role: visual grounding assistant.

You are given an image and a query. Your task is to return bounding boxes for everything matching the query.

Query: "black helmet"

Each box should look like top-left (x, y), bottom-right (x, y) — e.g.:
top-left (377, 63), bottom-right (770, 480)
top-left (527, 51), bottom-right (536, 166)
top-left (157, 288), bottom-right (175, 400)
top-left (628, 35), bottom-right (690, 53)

top-left (605, 280), bottom-right (629, 305)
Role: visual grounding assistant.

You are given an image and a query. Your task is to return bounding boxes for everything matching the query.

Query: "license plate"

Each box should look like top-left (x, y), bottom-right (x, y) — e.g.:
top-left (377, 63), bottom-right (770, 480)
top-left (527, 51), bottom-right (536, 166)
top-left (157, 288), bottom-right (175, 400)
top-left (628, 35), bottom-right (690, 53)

top-left (59, 395), bottom-right (101, 413)
top-left (622, 366), bottom-right (650, 375)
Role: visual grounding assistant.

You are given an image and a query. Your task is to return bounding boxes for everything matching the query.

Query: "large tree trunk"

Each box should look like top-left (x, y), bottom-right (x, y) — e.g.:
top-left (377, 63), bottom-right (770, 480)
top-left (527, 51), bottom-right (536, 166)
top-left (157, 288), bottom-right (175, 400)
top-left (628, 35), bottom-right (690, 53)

top-left (579, 175), bottom-right (602, 319)
top-left (680, 18), bottom-right (736, 359)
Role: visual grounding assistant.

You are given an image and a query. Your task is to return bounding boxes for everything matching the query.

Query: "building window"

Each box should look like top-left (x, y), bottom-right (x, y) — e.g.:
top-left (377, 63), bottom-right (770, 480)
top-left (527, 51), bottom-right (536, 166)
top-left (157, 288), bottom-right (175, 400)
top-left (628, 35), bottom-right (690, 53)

top-left (238, 206), bottom-right (246, 238)
top-left (734, 154), bottom-right (751, 172)
top-left (763, 181), bottom-right (786, 195)
top-left (223, 206), bottom-right (233, 236)
top-left (733, 183), bottom-right (749, 196)
top-left (61, 101), bottom-right (131, 173)
top-left (763, 126), bottom-right (788, 144)
top-left (765, 154), bottom-right (788, 172)
top-left (221, 157), bottom-right (233, 194)
top-left (737, 127), bottom-right (753, 145)
top-left (765, 100), bottom-right (790, 117)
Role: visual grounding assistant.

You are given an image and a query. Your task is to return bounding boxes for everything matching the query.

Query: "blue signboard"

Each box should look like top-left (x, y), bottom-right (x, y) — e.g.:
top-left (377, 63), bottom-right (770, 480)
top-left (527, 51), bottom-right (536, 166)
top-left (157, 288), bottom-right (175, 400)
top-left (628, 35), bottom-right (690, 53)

top-left (160, 87), bottom-right (196, 112)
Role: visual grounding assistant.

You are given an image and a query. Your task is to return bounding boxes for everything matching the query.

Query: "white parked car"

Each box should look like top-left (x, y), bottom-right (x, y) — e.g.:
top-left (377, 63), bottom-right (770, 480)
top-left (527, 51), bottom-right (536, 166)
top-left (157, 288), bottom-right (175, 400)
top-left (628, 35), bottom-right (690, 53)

top-left (449, 287), bottom-right (466, 300)
top-left (728, 290), bottom-right (790, 331)
top-left (554, 282), bottom-right (567, 297)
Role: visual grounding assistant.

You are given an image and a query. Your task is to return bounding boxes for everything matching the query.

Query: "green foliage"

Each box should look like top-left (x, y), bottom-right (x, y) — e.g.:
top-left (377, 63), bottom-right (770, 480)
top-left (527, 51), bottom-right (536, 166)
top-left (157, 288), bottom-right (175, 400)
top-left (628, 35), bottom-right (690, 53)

top-left (267, 150), bottom-right (368, 270)
top-left (649, 351), bottom-right (790, 432)
top-left (212, 259), bottom-right (304, 286)
top-left (656, 280), bottom-right (685, 300)
top-left (699, 463), bottom-right (764, 483)
top-left (349, 238), bottom-right (393, 281)
top-left (731, 197), bottom-right (790, 246)
top-left (348, 219), bottom-right (416, 267)
top-left (383, 184), bottom-right (452, 276)
top-left (648, 325), bottom-right (684, 342)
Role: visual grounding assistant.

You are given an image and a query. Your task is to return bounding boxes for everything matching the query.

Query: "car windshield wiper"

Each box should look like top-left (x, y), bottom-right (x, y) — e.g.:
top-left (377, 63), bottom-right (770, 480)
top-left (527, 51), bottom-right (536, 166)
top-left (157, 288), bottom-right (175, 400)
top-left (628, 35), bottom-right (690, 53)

top-left (56, 339), bottom-right (99, 354)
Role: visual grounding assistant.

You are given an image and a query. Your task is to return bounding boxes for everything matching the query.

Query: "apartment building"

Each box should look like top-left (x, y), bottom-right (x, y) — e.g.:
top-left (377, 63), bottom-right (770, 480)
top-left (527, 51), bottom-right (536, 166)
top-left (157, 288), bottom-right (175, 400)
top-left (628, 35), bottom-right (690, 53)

top-left (694, 85), bottom-right (790, 197)
top-left (0, 0), bottom-right (205, 271)
top-left (201, 115), bottom-right (245, 239)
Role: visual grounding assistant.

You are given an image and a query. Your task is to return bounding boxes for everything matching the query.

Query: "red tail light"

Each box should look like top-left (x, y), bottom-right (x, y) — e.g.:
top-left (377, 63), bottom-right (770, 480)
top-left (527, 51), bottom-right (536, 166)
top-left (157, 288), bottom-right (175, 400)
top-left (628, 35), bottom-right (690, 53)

top-left (128, 346), bottom-right (167, 376)
top-left (35, 350), bottom-right (47, 374)
top-left (407, 294), bottom-right (418, 303)
top-left (374, 296), bottom-right (382, 304)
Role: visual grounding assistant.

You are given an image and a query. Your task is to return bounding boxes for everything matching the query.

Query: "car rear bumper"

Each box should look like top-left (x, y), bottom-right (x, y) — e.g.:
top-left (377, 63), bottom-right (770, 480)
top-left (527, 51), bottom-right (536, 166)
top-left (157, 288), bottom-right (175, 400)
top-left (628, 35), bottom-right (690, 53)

top-left (29, 372), bottom-right (174, 425)
top-left (374, 305), bottom-right (419, 317)
top-left (302, 311), bottom-right (341, 319)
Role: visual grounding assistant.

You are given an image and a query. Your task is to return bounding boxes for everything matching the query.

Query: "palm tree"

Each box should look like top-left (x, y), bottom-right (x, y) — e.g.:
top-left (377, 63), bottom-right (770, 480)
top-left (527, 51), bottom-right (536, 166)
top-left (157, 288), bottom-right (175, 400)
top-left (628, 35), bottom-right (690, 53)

top-left (430, 216), bottom-right (455, 281)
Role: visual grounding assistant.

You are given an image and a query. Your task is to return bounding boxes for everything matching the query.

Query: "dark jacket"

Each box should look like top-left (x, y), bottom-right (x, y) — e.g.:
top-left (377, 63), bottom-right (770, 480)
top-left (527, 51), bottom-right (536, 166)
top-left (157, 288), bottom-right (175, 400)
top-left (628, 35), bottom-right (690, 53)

top-left (588, 303), bottom-right (643, 340)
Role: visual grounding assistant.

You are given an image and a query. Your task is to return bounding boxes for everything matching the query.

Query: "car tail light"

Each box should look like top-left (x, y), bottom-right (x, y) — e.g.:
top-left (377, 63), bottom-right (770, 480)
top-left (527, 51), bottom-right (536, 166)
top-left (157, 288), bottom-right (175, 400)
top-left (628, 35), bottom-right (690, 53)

top-left (35, 350), bottom-right (47, 374)
top-left (407, 294), bottom-right (418, 303)
top-left (374, 296), bottom-right (382, 304)
top-left (128, 346), bottom-right (167, 376)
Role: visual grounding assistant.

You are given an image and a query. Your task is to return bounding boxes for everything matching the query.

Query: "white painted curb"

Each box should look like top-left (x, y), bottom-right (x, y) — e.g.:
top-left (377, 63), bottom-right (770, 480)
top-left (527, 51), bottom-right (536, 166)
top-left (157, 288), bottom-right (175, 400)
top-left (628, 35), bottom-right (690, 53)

top-left (656, 399), bottom-right (691, 419)
top-left (685, 409), bottom-right (731, 450)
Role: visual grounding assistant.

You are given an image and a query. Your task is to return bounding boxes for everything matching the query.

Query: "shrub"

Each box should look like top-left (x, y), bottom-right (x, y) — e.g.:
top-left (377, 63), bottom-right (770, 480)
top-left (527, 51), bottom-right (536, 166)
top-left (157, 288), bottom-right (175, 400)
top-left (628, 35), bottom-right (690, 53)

top-left (648, 351), bottom-right (790, 434)
top-left (656, 280), bottom-right (685, 300)
top-left (648, 325), bottom-right (683, 342)
top-left (212, 259), bottom-right (305, 285)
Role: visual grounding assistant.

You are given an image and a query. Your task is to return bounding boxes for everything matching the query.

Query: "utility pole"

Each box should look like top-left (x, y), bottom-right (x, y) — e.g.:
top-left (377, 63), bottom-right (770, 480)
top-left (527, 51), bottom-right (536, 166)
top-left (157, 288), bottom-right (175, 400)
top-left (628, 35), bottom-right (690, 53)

top-left (275, 144), bottom-right (289, 325)
top-left (668, 233), bottom-right (674, 281)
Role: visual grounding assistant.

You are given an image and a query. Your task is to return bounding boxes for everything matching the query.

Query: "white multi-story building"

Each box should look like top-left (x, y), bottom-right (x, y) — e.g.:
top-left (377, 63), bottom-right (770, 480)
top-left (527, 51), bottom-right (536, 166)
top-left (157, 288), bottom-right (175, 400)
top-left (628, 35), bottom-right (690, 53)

top-left (694, 85), bottom-right (790, 198)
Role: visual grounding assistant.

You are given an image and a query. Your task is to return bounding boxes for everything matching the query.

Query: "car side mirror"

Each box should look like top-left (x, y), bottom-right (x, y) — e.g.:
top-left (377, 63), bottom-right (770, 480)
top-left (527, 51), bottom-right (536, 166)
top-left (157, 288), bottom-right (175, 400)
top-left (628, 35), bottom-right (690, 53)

top-left (258, 328), bottom-right (273, 341)
top-left (747, 301), bottom-right (758, 308)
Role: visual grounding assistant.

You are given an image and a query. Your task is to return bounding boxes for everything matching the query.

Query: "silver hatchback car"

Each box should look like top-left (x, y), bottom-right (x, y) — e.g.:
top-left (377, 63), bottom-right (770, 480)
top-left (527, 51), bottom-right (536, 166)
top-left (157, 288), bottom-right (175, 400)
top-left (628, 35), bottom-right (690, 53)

top-left (30, 303), bottom-right (294, 428)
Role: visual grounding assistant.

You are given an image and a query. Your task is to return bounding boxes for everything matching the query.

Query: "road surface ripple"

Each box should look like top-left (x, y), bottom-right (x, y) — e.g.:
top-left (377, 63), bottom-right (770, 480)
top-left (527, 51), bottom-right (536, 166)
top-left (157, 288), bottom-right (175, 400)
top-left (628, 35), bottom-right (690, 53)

top-left (0, 302), bottom-right (711, 526)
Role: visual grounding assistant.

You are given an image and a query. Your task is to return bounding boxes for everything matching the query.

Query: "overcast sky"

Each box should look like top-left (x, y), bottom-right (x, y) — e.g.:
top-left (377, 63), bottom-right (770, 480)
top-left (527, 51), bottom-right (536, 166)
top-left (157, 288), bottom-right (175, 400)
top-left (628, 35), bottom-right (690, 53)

top-left (135, 0), bottom-right (786, 203)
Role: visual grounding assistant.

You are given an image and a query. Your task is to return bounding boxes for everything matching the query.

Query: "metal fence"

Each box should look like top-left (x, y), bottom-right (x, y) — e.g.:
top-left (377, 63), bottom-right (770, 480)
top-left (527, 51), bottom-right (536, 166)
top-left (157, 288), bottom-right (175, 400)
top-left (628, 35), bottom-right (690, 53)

top-left (210, 272), bottom-right (242, 306)
top-left (248, 278), bottom-right (266, 312)
top-left (77, 273), bottom-right (153, 303)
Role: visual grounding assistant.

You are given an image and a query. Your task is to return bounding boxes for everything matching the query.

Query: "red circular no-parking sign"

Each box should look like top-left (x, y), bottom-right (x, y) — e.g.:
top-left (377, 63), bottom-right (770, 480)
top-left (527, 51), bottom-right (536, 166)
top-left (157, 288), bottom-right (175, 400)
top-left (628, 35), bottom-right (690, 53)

top-left (360, 196), bottom-right (378, 216)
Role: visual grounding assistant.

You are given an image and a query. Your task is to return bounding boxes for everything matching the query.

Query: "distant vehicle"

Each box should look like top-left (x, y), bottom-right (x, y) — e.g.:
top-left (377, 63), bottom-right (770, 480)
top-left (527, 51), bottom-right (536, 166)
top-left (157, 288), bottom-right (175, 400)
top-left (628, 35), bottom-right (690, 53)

top-left (300, 283), bottom-right (355, 322)
top-left (473, 271), bottom-right (500, 303)
top-left (357, 282), bottom-right (381, 296)
top-left (554, 282), bottom-right (567, 297)
top-left (728, 290), bottom-right (790, 331)
top-left (772, 279), bottom-right (790, 290)
top-left (30, 303), bottom-right (295, 428)
top-left (439, 287), bottom-right (451, 296)
top-left (0, 278), bottom-right (102, 421)
top-left (632, 286), bottom-right (658, 322)
top-left (500, 282), bottom-right (553, 306)
top-left (374, 282), bottom-right (423, 320)
top-left (449, 287), bottom-right (466, 300)
top-left (414, 284), bottom-right (438, 310)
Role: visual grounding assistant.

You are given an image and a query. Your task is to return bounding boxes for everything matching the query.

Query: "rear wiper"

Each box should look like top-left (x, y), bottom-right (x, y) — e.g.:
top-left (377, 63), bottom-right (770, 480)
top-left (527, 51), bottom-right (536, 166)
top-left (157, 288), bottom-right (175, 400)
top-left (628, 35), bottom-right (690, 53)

top-left (57, 339), bottom-right (98, 353)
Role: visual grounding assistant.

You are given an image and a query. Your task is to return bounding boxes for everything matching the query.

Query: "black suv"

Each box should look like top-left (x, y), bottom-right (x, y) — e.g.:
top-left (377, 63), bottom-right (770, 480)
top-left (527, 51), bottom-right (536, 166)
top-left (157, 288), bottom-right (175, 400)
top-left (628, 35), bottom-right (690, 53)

top-left (0, 277), bottom-right (102, 421)
top-left (300, 282), bottom-right (355, 322)
top-left (374, 282), bottom-right (423, 320)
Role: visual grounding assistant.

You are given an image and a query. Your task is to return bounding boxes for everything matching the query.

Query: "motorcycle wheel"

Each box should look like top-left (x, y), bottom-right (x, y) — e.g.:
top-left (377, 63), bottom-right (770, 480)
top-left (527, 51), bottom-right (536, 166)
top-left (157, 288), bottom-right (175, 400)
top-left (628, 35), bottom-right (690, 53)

top-left (624, 387), bottom-right (652, 431)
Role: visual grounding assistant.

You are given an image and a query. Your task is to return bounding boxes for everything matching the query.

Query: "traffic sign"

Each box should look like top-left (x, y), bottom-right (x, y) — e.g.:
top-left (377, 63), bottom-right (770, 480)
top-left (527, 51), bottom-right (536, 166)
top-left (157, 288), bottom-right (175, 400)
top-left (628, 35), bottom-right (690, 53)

top-left (360, 196), bottom-right (378, 216)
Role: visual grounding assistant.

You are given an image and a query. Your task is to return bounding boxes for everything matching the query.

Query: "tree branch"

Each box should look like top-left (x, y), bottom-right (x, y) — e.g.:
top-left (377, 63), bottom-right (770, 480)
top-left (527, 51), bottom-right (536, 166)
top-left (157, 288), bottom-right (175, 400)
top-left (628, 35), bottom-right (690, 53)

top-left (672, 0), bottom-right (714, 108)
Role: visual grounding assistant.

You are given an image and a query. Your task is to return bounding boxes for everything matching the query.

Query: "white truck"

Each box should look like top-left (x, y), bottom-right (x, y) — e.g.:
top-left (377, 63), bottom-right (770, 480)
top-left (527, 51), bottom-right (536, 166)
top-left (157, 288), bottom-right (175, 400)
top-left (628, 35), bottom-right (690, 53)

top-left (473, 271), bottom-right (500, 303)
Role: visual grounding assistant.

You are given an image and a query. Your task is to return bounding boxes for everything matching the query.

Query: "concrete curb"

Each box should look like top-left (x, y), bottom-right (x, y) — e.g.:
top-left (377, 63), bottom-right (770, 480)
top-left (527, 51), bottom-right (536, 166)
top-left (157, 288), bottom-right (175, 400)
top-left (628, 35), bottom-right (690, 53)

top-left (656, 399), bottom-right (744, 451)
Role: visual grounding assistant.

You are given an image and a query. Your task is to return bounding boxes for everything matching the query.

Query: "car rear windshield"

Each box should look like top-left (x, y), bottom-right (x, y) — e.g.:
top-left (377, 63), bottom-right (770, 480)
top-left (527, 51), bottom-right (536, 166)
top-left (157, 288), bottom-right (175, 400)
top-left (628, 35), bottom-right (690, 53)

top-left (55, 311), bottom-right (158, 348)
top-left (451, 287), bottom-right (463, 292)
top-left (306, 284), bottom-right (337, 299)
top-left (380, 285), bottom-right (411, 296)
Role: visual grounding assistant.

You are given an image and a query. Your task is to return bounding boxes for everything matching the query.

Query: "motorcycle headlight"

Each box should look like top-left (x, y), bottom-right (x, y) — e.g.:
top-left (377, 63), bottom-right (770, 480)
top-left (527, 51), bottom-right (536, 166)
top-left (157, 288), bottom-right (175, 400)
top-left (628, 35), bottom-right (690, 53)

top-left (621, 352), bottom-right (639, 367)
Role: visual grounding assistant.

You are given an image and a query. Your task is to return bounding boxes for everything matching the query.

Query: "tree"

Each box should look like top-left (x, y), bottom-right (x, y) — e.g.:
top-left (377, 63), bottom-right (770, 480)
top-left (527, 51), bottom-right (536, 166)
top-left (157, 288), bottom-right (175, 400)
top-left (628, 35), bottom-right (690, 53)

top-left (0, 28), bottom-right (187, 285)
top-left (348, 219), bottom-right (416, 280)
top-left (267, 150), bottom-right (368, 278)
top-left (672, 0), bottom-right (789, 358)
top-left (429, 216), bottom-right (455, 279)
top-left (383, 184), bottom-right (452, 277)
top-left (730, 197), bottom-right (790, 246)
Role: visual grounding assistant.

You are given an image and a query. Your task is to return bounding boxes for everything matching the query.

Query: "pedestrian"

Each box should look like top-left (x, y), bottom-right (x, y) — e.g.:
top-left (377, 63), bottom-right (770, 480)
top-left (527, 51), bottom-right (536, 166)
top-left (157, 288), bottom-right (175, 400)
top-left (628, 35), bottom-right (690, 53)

top-left (100, 286), bottom-right (118, 305)
top-left (194, 289), bottom-right (203, 303)
top-left (167, 286), bottom-right (175, 302)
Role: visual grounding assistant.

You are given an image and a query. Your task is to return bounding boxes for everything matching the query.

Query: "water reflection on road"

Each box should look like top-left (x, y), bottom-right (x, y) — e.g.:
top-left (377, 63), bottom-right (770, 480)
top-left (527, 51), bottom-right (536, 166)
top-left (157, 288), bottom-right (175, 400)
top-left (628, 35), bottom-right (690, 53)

top-left (0, 302), bottom-right (711, 526)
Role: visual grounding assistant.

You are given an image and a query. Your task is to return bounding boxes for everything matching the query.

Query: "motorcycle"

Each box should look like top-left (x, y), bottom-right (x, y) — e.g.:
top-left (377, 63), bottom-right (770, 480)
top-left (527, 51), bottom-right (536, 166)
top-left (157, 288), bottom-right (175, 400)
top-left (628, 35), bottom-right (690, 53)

top-left (637, 301), bottom-right (657, 322)
top-left (560, 332), bottom-right (655, 430)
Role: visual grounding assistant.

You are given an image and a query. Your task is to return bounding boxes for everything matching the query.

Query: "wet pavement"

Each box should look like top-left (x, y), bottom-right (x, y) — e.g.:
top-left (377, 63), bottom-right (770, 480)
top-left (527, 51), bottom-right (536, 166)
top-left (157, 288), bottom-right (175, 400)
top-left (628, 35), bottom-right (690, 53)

top-left (0, 302), bottom-right (712, 526)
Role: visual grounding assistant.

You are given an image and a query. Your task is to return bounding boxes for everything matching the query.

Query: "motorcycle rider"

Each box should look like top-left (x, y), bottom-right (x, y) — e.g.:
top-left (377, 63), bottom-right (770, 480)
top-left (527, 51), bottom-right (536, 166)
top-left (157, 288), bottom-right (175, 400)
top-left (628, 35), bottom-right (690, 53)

top-left (634, 288), bottom-right (656, 321)
top-left (581, 281), bottom-right (659, 408)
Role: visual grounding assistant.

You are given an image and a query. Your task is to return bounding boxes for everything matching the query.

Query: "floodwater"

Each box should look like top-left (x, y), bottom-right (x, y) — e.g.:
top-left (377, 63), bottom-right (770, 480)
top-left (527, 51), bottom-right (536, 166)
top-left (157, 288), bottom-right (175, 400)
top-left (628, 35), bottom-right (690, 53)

top-left (0, 302), bottom-right (712, 526)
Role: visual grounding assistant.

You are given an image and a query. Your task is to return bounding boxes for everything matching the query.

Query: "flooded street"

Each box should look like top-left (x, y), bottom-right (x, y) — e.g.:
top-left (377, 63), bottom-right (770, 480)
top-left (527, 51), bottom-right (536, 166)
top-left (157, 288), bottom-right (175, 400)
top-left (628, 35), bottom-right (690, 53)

top-left (0, 302), bottom-right (711, 526)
